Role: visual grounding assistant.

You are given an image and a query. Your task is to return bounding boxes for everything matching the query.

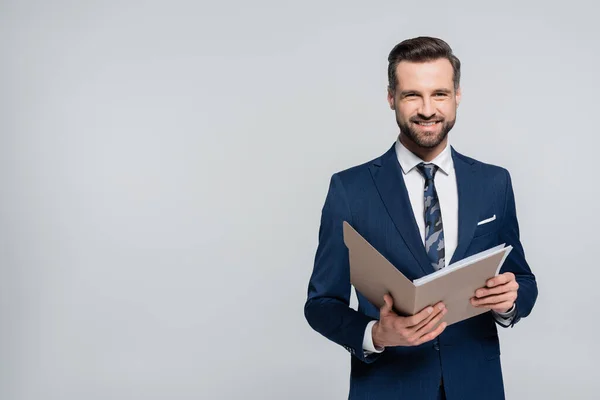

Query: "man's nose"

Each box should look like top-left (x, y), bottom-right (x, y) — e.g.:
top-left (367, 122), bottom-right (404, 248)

top-left (419, 98), bottom-right (435, 118)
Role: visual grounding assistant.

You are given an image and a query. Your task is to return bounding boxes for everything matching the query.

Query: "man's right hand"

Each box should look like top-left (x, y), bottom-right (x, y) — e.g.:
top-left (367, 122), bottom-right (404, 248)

top-left (372, 294), bottom-right (447, 349)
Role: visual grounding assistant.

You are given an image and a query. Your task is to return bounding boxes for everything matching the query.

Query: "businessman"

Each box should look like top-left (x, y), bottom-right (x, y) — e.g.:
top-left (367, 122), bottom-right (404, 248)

top-left (304, 37), bottom-right (538, 400)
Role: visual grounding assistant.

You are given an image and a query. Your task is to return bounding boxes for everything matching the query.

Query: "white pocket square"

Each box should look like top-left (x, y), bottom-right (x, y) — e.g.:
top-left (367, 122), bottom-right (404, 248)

top-left (477, 215), bottom-right (496, 226)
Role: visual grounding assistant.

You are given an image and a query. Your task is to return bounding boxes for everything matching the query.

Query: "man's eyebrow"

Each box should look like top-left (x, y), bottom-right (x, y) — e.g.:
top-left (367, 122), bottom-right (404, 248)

top-left (399, 88), bottom-right (452, 96)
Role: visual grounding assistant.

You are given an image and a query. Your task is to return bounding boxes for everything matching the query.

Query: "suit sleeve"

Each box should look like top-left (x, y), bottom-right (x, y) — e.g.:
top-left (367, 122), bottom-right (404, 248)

top-left (497, 169), bottom-right (538, 327)
top-left (304, 174), bottom-right (381, 363)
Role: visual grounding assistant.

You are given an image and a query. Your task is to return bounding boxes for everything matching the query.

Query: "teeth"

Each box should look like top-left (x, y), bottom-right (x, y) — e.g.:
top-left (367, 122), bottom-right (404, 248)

top-left (417, 122), bottom-right (438, 126)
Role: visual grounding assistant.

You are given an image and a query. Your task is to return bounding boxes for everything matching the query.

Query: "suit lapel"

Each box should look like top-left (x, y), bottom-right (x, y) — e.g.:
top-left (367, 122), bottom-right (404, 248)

top-left (449, 147), bottom-right (481, 265)
top-left (370, 145), bottom-right (433, 277)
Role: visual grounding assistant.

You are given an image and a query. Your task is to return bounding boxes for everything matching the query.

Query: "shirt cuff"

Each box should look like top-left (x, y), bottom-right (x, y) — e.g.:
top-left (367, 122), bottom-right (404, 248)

top-left (363, 320), bottom-right (384, 354)
top-left (492, 304), bottom-right (516, 326)
top-left (494, 304), bottom-right (516, 317)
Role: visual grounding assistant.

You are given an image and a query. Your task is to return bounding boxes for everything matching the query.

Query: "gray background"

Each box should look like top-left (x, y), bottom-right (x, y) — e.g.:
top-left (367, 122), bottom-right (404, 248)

top-left (1, 1), bottom-right (598, 399)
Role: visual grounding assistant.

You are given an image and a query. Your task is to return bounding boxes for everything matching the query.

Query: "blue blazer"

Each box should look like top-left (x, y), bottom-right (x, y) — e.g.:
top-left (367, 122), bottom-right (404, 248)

top-left (304, 144), bottom-right (538, 400)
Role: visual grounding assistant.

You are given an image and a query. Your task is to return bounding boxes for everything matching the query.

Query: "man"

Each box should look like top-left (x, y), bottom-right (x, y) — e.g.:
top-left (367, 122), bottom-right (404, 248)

top-left (304, 37), bottom-right (538, 400)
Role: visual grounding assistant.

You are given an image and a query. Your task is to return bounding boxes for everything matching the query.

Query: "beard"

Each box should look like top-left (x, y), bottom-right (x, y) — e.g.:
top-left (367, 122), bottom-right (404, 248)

top-left (397, 115), bottom-right (456, 149)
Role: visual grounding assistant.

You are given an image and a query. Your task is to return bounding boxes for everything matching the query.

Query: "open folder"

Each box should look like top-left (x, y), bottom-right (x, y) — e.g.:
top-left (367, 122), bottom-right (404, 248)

top-left (342, 221), bottom-right (513, 326)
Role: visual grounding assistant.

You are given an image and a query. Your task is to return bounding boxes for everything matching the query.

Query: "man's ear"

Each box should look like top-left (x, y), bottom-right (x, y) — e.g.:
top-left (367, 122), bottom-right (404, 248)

top-left (387, 87), bottom-right (395, 110)
top-left (455, 86), bottom-right (462, 107)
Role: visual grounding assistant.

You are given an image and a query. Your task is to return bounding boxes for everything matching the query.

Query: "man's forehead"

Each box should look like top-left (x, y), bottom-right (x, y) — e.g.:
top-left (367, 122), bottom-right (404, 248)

top-left (395, 59), bottom-right (454, 89)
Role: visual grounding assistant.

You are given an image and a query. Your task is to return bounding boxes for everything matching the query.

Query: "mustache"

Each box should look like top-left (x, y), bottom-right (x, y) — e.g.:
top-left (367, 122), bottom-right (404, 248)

top-left (411, 116), bottom-right (444, 123)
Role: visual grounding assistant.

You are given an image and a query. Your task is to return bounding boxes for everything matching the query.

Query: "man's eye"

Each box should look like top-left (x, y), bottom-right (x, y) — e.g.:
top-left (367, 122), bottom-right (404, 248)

top-left (434, 93), bottom-right (448, 97)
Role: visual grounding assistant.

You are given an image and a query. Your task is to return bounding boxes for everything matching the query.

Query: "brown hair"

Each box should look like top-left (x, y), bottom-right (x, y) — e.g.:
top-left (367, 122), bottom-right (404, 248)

top-left (387, 36), bottom-right (461, 93)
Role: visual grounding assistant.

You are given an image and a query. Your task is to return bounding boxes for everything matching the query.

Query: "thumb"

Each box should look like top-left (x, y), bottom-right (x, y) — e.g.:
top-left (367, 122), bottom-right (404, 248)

top-left (380, 294), bottom-right (395, 316)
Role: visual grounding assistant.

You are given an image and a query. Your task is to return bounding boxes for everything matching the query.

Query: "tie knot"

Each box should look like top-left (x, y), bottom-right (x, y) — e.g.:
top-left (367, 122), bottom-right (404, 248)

top-left (417, 163), bottom-right (438, 181)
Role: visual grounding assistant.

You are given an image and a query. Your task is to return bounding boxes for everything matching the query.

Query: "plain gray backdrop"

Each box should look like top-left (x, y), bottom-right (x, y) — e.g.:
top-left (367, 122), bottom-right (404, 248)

top-left (1, 1), bottom-right (599, 399)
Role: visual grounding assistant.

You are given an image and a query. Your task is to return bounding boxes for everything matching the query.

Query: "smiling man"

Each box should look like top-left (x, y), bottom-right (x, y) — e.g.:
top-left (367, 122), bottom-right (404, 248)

top-left (304, 37), bottom-right (538, 400)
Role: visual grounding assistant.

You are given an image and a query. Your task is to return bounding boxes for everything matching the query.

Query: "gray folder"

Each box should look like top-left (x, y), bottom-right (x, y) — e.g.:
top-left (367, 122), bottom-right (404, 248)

top-left (342, 221), bottom-right (513, 326)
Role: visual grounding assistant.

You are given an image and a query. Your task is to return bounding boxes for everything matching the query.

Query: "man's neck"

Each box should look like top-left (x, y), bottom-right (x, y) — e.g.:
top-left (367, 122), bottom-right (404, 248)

top-left (399, 133), bottom-right (448, 162)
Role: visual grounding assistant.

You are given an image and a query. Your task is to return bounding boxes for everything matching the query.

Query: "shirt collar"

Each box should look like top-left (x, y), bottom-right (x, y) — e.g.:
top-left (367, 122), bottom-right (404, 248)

top-left (394, 137), bottom-right (453, 176)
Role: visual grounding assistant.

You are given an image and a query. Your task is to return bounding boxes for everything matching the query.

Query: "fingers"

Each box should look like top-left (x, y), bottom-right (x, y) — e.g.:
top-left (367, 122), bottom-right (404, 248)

top-left (407, 306), bottom-right (446, 332)
top-left (403, 302), bottom-right (445, 327)
top-left (471, 292), bottom-right (517, 308)
top-left (414, 320), bottom-right (447, 346)
top-left (486, 272), bottom-right (515, 287)
top-left (475, 280), bottom-right (519, 298)
top-left (414, 306), bottom-right (447, 337)
top-left (394, 306), bottom-right (447, 347)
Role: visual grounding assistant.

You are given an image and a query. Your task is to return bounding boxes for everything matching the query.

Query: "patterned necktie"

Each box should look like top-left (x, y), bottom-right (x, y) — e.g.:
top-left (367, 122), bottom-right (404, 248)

top-left (416, 163), bottom-right (445, 271)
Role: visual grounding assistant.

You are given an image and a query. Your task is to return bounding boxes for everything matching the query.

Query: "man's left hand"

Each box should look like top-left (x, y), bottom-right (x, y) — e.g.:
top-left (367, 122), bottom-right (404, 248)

top-left (471, 272), bottom-right (519, 313)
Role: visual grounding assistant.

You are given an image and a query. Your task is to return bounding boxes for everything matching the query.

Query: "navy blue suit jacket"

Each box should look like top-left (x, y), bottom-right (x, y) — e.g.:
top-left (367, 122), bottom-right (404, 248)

top-left (304, 144), bottom-right (538, 399)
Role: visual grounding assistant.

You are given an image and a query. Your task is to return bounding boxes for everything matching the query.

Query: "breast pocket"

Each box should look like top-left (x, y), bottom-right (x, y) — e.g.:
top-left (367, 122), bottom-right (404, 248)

top-left (468, 216), bottom-right (501, 255)
top-left (473, 214), bottom-right (499, 239)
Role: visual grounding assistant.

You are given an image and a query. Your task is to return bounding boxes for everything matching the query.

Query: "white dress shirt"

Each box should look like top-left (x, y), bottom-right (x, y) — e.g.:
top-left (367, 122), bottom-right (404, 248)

top-left (361, 138), bottom-right (515, 354)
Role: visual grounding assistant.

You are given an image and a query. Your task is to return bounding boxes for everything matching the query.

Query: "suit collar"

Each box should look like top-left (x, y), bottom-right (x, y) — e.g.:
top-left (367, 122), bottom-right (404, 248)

top-left (370, 144), bottom-right (433, 276)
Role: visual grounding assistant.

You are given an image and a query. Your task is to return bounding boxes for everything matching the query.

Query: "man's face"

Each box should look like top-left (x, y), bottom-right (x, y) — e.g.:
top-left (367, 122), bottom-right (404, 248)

top-left (387, 58), bottom-right (461, 149)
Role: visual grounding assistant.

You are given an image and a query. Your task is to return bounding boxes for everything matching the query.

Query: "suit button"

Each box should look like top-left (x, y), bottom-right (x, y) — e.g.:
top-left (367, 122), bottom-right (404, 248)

top-left (433, 340), bottom-right (440, 351)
